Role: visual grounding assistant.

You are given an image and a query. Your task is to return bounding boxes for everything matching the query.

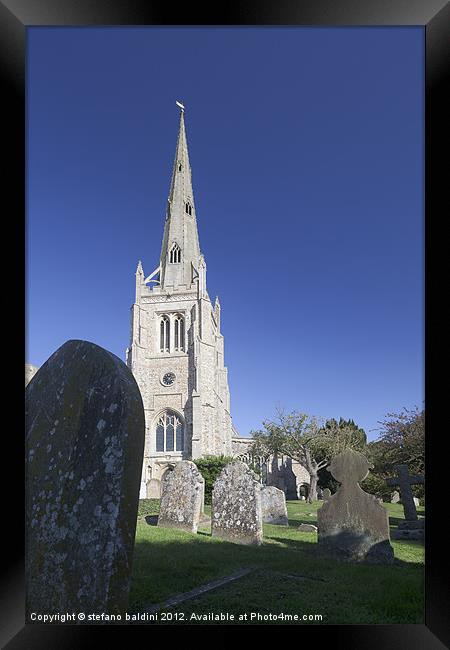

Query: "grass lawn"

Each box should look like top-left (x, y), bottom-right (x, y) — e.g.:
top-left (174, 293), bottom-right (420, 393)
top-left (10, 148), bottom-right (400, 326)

top-left (129, 500), bottom-right (424, 624)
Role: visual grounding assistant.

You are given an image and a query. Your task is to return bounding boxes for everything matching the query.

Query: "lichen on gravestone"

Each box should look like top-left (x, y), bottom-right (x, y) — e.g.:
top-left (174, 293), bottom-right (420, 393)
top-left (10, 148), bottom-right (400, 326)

top-left (25, 340), bottom-right (145, 619)
top-left (157, 461), bottom-right (205, 533)
top-left (211, 461), bottom-right (263, 545)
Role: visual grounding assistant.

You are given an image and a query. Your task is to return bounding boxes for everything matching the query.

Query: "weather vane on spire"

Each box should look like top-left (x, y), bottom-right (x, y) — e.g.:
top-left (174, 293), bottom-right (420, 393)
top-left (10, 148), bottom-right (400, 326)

top-left (176, 100), bottom-right (185, 113)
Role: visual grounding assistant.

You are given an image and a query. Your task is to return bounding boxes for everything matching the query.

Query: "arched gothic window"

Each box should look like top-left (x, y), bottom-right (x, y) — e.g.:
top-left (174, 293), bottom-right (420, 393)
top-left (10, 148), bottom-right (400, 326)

top-left (185, 202), bottom-right (192, 216)
top-left (160, 316), bottom-right (170, 352)
top-left (155, 410), bottom-right (184, 452)
top-left (169, 243), bottom-right (181, 264)
top-left (174, 314), bottom-right (185, 352)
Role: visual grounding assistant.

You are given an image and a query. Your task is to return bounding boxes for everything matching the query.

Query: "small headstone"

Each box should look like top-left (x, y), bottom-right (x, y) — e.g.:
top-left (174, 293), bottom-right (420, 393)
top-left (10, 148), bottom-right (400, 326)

top-left (322, 488), bottom-right (331, 501)
top-left (298, 523), bottom-right (318, 533)
top-left (260, 486), bottom-right (288, 525)
top-left (157, 461), bottom-right (204, 533)
top-left (211, 461), bottom-right (262, 545)
top-left (26, 340), bottom-right (145, 617)
top-left (317, 449), bottom-right (394, 564)
top-left (413, 496), bottom-right (420, 507)
top-left (391, 490), bottom-right (400, 504)
top-left (386, 465), bottom-right (424, 521)
top-left (146, 478), bottom-right (161, 499)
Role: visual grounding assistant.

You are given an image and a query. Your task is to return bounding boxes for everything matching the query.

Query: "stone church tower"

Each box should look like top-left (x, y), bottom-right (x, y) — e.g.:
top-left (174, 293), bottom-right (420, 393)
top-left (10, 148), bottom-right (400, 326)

top-left (127, 105), bottom-right (235, 498)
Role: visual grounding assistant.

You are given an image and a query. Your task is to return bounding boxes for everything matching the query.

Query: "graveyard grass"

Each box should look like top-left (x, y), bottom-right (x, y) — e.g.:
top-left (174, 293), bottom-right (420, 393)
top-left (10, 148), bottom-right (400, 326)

top-left (129, 500), bottom-right (424, 624)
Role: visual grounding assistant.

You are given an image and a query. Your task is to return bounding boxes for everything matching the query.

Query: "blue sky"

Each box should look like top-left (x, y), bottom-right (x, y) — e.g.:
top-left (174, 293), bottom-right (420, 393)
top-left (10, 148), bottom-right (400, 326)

top-left (27, 27), bottom-right (424, 441)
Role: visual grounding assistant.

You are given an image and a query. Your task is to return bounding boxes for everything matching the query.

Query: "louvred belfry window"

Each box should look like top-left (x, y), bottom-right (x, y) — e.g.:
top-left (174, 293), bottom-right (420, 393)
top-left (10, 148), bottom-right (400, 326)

top-left (174, 314), bottom-right (185, 352)
top-left (160, 316), bottom-right (170, 352)
top-left (169, 243), bottom-right (181, 264)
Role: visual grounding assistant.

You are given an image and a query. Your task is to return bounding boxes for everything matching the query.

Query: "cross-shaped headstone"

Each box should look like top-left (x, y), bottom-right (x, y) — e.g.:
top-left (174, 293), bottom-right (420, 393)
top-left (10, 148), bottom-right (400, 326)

top-left (386, 464), bottom-right (424, 521)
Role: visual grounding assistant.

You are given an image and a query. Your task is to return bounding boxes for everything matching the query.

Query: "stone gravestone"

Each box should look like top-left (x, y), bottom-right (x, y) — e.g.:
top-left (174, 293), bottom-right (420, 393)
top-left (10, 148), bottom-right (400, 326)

top-left (260, 485), bottom-right (288, 525)
top-left (26, 340), bottom-right (145, 618)
top-left (386, 464), bottom-right (424, 521)
top-left (157, 461), bottom-right (204, 533)
top-left (386, 465), bottom-right (425, 540)
top-left (212, 461), bottom-right (263, 545)
top-left (322, 488), bottom-right (331, 501)
top-left (317, 449), bottom-right (394, 564)
top-left (146, 478), bottom-right (161, 499)
top-left (391, 490), bottom-right (401, 504)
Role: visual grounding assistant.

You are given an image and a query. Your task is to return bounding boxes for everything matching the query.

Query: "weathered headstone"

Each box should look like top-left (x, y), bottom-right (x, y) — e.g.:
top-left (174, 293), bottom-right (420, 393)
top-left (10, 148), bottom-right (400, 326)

top-left (298, 523), bottom-right (318, 533)
top-left (26, 340), bottom-right (145, 618)
top-left (413, 496), bottom-right (420, 508)
top-left (211, 461), bottom-right (262, 545)
top-left (386, 464), bottom-right (424, 521)
top-left (260, 485), bottom-right (288, 525)
top-left (146, 478), bottom-right (161, 499)
top-left (391, 490), bottom-right (401, 504)
top-left (157, 461), bottom-right (204, 533)
top-left (322, 488), bottom-right (331, 501)
top-left (317, 449), bottom-right (394, 564)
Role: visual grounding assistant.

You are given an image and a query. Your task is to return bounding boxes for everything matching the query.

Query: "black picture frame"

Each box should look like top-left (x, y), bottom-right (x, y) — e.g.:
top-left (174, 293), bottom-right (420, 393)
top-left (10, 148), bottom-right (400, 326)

top-left (3, 1), bottom-right (449, 646)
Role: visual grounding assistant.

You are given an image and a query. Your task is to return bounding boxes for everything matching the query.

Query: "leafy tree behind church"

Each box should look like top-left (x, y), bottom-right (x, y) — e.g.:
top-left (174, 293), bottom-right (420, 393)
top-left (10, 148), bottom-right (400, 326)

top-left (317, 418), bottom-right (367, 492)
top-left (250, 410), bottom-right (367, 502)
top-left (365, 406), bottom-right (425, 500)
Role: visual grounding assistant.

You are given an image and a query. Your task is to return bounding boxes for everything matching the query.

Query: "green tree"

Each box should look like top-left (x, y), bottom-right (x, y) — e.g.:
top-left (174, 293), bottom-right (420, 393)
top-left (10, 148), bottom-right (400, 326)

top-left (194, 455), bottom-right (234, 505)
top-left (366, 406), bottom-right (425, 500)
top-left (369, 406), bottom-right (424, 475)
top-left (250, 410), bottom-right (367, 502)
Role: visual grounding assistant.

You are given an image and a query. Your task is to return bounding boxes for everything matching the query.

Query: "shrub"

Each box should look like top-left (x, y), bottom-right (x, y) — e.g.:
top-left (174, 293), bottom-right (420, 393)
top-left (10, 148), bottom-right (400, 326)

top-left (137, 499), bottom-right (160, 517)
top-left (361, 473), bottom-right (392, 501)
top-left (194, 455), bottom-right (234, 504)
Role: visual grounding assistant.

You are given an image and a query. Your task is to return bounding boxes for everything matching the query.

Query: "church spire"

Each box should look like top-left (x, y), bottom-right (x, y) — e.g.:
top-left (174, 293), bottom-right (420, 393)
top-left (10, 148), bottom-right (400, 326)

top-left (160, 102), bottom-right (201, 290)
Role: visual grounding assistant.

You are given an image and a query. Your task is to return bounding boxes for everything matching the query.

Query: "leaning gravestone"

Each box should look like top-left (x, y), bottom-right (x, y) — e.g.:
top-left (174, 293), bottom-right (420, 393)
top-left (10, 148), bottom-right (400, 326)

top-left (157, 461), bottom-right (204, 533)
top-left (260, 486), bottom-right (288, 525)
top-left (317, 449), bottom-right (394, 564)
top-left (212, 461), bottom-right (263, 545)
top-left (26, 340), bottom-right (145, 618)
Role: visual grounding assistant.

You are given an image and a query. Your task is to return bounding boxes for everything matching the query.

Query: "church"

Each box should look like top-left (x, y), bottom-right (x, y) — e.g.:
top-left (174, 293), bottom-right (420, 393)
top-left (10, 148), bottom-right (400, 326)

top-left (127, 104), bottom-right (310, 500)
top-left (126, 103), bottom-right (238, 498)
